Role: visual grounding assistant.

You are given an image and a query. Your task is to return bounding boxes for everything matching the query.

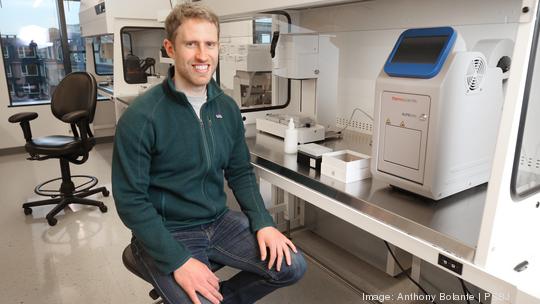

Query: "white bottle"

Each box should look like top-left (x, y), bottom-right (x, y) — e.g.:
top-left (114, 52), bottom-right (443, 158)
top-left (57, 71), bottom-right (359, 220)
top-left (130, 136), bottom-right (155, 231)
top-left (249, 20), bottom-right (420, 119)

top-left (284, 118), bottom-right (298, 154)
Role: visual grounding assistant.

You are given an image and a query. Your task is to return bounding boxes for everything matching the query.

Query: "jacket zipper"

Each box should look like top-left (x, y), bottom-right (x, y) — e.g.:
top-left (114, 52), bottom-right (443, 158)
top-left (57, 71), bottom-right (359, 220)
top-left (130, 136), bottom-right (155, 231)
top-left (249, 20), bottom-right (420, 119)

top-left (207, 118), bottom-right (215, 159)
top-left (183, 93), bottom-right (222, 214)
top-left (198, 104), bottom-right (211, 171)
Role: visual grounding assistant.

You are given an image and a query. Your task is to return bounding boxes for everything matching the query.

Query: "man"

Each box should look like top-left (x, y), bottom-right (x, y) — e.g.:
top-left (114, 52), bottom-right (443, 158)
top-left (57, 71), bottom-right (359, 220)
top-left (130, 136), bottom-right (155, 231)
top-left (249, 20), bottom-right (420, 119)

top-left (112, 3), bottom-right (306, 304)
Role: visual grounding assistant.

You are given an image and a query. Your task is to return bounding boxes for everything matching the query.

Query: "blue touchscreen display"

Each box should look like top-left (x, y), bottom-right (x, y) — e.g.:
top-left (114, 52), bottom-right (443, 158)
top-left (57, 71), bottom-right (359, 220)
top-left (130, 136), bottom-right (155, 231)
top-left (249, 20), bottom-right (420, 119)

top-left (384, 27), bottom-right (456, 78)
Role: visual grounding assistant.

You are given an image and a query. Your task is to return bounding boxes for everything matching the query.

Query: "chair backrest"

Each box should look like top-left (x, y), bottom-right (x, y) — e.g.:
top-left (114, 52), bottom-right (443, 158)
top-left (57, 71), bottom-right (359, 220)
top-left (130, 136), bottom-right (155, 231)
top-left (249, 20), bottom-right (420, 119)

top-left (51, 72), bottom-right (98, 123)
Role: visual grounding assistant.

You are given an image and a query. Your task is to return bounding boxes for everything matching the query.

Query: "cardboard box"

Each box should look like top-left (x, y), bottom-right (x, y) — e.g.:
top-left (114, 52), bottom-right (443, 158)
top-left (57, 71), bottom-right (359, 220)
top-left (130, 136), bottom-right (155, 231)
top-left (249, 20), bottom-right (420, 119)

top-left (321, 150), bottom-right (371, 183)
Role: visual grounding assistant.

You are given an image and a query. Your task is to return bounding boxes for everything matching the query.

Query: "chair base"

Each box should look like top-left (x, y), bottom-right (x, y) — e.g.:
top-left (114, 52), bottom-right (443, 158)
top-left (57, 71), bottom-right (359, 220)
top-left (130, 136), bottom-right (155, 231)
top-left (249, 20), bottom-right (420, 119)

top-left (23, 185), bottom-right (109, 226)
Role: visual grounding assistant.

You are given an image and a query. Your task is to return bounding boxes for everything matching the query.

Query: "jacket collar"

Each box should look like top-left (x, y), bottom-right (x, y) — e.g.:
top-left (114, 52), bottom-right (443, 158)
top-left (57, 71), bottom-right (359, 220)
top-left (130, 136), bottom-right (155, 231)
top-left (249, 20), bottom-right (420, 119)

top-left (162, 66), bottom-right (223, 102)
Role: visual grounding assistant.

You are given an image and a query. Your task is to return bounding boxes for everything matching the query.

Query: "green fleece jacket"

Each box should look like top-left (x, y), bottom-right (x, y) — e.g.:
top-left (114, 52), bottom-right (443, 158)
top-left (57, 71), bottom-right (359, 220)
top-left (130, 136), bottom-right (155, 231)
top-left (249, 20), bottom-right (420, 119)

top-left (112, 69), bottom-right (274, 274)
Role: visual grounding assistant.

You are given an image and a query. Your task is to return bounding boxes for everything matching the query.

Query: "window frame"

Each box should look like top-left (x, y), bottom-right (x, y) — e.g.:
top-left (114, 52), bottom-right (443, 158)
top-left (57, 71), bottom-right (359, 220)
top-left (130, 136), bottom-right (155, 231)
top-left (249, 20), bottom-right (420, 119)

top-left (510, 4), bottom-right (540, 199)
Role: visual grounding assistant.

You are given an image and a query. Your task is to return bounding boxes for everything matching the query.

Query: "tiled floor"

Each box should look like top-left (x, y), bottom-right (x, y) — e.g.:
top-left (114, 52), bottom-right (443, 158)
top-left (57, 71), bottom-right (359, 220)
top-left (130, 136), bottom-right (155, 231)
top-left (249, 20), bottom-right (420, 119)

top-left (0, 143), bottom-right (367, 304)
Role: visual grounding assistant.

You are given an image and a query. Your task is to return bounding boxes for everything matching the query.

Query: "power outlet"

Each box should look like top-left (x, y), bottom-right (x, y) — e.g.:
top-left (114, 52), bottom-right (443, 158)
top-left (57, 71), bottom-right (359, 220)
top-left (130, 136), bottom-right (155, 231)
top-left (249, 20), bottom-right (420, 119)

top-left (438, 254), bottom-right (463, 275)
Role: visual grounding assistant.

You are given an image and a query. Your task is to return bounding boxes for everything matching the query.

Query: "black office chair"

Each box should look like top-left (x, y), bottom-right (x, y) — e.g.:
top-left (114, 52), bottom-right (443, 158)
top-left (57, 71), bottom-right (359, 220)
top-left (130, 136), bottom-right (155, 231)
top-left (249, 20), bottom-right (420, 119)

top-left (122, 244), bottom-right (224, 303)
top-left (8, 71), bottom-right (109, 226)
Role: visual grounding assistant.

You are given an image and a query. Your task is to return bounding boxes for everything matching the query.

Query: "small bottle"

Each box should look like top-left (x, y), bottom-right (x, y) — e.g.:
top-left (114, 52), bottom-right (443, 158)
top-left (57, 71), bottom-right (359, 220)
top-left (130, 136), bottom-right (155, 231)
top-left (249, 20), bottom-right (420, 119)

top-left (284, 118), bottom-right (298, 154)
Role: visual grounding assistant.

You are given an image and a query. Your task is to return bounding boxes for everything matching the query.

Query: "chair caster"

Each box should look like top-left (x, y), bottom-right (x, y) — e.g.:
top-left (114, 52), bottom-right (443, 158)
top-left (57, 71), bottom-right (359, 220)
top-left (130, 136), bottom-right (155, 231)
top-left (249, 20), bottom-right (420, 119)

top-left (149, 289), bottom-right (160, 300)
top-left (102, 189), bottom-right (110, 197)
top-left (24, 207), bottom-right (33, 215)
top-left (47, 217), bottom-right (58, 226)
top-left (99, 205), bottom-right (108, 213)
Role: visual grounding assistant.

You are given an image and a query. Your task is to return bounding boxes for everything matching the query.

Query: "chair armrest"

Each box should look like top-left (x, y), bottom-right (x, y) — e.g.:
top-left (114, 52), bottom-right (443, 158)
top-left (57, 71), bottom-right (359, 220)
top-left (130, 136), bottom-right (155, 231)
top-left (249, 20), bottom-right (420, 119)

top-left (8, 112), bottom-right (38, 123)
top-left (8, 112), bottom-right (38, 143)
top-left (61, 110), bottom-right (88, 123)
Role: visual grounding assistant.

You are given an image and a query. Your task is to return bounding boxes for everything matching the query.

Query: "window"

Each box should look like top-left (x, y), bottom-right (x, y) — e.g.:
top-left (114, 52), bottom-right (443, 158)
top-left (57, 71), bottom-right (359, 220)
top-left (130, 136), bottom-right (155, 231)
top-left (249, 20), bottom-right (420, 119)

top-left (0, 0), bottom-right (83, 106)
top-left (2, 45), bottom-right (8, 58)
top-left (17, 46), bottom-right (36, 58)
top-left (511, 7), bottom-right (540, 198)
top-left (92, 35), bottom-right (114, 75)
top-left (253, 17), bottom-right (272, 44)
top-left (46, 47), bottom-right (53, 59)
top-left (21, 64), bottom-right (39, 76)
top-left (22, 83), bottom-right (39, 94)
top-left (120, 27), bottom-right (168, 84)
top-left (218, 14), bottom-right (291, 113)
top-left (63, 1), bottom-right (86, 72)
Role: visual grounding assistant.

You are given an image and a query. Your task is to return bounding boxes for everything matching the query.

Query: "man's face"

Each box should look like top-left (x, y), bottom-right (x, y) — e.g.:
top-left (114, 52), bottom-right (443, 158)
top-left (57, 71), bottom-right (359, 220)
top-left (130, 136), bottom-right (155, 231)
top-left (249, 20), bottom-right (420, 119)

top-left (163, 18), bottom-right (219, 91)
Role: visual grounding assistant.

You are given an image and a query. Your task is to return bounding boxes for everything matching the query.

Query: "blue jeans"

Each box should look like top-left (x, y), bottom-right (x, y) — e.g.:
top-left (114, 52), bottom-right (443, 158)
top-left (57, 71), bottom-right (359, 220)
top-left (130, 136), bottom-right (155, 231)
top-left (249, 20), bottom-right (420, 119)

top-left (132, 210), bottom-right (307, 304)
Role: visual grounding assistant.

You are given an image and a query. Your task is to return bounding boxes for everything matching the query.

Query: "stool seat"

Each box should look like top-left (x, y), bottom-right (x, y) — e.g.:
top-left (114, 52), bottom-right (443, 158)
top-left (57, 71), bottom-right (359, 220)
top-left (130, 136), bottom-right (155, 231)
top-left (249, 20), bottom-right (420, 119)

top-left (122, 244), bottom-right (145, 280)
top-left (122, 244), bottom-right (225, 302)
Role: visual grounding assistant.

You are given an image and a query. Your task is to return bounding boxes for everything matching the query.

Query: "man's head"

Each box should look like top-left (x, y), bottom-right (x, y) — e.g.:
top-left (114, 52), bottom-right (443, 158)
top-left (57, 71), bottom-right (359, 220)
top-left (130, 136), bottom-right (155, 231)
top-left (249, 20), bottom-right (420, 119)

top-left (163, 3), bottom-right (220, 95)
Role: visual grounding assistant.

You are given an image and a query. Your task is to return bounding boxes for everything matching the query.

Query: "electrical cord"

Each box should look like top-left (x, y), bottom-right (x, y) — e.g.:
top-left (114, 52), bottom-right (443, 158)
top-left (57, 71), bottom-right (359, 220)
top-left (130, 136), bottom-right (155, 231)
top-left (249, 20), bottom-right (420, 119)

top-left (338, 107), bottom-right (374, 134)
top-left (459, 278), bottom-right (484, 304)
top-left (460, 278), bottom-right (471, 304)
top-left (384, 241), bottom-right (438, 304)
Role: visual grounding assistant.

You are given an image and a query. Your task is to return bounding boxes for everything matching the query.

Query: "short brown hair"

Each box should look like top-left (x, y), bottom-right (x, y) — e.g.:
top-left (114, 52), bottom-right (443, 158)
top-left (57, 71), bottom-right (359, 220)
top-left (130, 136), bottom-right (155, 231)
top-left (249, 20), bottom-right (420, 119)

top-left (165, 3), bottom-right (220, 43)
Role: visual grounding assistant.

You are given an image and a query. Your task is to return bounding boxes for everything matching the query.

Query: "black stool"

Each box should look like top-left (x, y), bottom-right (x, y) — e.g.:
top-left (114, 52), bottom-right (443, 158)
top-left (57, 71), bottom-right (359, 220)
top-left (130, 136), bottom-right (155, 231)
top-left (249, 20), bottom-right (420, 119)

top-left (122, 244), bottom-right (162, 303)
top-left (122, 244), bottom-right (225, 303)
top-left (8, 72), bottom-right (108, 226)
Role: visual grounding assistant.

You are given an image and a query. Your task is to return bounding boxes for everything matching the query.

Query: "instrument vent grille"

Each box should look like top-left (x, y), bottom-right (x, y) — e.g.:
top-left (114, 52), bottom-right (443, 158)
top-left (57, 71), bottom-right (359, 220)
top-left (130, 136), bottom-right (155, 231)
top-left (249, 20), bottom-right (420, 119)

top-left (466, 57), bottom-right (486, 93)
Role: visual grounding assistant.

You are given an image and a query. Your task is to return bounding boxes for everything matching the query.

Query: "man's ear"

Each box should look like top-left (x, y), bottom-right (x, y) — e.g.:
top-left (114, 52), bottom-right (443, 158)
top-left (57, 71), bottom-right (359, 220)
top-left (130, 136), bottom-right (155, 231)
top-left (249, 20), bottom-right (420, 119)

top-left (163, 39), bottom-right (175, 58)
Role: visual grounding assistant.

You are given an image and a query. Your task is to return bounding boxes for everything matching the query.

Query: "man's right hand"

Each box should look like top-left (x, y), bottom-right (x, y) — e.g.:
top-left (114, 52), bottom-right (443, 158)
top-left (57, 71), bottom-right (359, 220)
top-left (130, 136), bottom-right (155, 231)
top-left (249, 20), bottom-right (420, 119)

top-left (173, 258), bottom-right (223, 304)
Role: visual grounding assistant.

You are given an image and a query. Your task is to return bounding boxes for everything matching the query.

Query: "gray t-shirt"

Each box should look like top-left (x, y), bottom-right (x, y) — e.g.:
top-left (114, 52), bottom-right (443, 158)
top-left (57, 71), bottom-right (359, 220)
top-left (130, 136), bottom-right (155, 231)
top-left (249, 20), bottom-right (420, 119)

top-left (186, 93), bottom-right (207, 120)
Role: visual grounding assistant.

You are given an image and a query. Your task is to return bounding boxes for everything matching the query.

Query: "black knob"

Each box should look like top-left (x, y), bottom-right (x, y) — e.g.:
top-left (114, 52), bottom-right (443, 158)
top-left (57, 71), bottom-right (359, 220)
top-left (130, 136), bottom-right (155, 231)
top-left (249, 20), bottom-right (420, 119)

top-left (497, 56), bottom-right (511, 73)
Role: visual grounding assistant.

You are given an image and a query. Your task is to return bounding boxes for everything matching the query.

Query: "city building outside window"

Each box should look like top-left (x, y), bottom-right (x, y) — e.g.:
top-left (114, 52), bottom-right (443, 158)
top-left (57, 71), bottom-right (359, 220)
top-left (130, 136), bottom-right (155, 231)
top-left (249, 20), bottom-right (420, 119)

top-left (0, 0), bottom-right (84, 106)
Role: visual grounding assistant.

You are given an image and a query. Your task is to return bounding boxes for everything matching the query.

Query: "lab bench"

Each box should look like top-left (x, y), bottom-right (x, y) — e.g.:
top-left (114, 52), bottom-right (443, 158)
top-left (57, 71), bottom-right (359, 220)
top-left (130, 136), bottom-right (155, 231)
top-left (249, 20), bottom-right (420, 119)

top-left (246, 125), bottom-right (485, 261)
top-left (244, 124), bottom-right (506, 297)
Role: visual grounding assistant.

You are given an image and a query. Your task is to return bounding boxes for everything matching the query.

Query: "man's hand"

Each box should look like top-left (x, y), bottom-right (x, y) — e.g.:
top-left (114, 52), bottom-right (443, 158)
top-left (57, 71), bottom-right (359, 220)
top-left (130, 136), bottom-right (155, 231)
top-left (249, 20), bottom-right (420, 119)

top-left (256, 227), bottom-right (298, 271)
top-left (173, 258), bottom-right (223, 304)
